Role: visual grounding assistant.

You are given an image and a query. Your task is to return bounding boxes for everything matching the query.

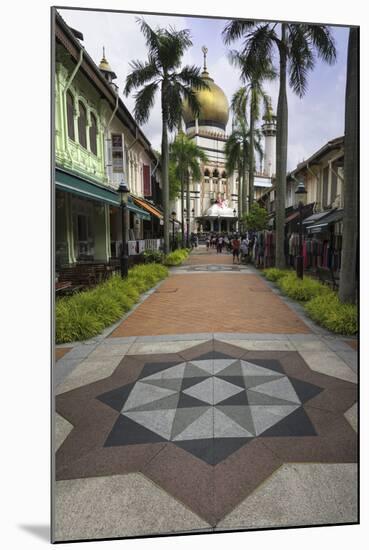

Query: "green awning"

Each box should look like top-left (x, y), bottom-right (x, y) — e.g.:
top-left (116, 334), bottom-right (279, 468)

top-left (55, 168), bottom-right (150, 220)
top-left (127, 196), bottom-right (151, 220)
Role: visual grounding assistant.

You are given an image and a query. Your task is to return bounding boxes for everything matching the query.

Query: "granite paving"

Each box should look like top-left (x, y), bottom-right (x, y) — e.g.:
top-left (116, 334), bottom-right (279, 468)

top-left (53, 248), bottom-right (358, 541)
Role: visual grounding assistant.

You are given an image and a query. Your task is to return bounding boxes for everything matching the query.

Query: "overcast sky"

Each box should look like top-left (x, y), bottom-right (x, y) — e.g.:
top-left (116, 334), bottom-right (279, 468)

top-left (59, 8), bottom-right (349, 171)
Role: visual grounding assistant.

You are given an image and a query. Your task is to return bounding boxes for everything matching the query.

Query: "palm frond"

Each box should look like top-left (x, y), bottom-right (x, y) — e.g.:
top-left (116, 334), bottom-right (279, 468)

top-left (176, 66), bottom-right (209, 90)
top-left (124, 58), bottom-right (159, 96)
top-left (158, 27), bottom-right (193, 71)
top-left (288, 24), bottom-right (314, 97)
top-left (222, 19), bottom-right (256, 45)
top-left (136, 18), bottom-right (161, 59)
top-left (132, 81), bottom-right (158, 124)
top-left (304, 24), bottom-right (337, 64)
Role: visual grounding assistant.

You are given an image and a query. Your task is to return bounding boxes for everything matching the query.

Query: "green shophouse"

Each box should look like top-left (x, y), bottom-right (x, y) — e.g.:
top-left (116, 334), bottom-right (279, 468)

top-left (54, 12), bottom-right (157, 268)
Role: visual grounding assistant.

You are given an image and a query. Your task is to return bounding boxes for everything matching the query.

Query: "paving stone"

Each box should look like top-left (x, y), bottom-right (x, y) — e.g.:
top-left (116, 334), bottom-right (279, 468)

top-left (54, 473), bottom-right (211, 542)
top-left (55, 356), bottom-right (122, 395)
top-left (55, 347), bottom-right (73, 361)
top-left (54, 358), bottom-right (84, 387)
top-left (344, 402), bottom-right (358, 432)
top-left (54, 413), bottom-right (73, 451)
top-left (87, 343), bottom-right (132, 359)
top-left (109, 273), bottom-right (310, 337)
top-left (216, 463), bottom-right (358, 530)
top-left (336, 350), bottom-right (358, 372)
top-left (59, 344), bottom-right (98, 360)
top-left (219, 339), bottom-right (295, 351)
top-left (299, 351), bottom-right (357, 383)
top-left (323, 338), bottom-right (356, 352)
top-left (127, 340), bottom-right (208, 355)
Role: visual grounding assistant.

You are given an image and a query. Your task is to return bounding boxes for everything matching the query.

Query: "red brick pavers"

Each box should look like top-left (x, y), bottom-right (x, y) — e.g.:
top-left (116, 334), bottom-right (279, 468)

top-left (183, 249), bottom-right (234, 265)
top-left (56, 348), bottom-right (72, 361)
top-left (110, 272), bottom-right (310, 337)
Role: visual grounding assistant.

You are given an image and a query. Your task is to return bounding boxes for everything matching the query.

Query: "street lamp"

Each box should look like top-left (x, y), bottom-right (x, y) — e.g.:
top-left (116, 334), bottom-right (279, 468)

top-left (118, 178), bottom-right (130, 278)
top-left (233, 208), bottom-right (237, 233)
top-left (171, 211), bottom-right (176, 251)
top-left (295, 180), bottom-right (308, 279)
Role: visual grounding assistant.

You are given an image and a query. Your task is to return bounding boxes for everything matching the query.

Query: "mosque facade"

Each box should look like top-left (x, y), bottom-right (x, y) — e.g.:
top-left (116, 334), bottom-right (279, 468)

top-left (172, 47), bottom-right (276, 235)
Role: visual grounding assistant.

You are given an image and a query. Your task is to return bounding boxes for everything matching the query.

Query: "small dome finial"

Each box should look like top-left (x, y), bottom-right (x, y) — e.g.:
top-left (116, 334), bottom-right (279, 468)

top-left (201, 45), bottom-right (208, 72)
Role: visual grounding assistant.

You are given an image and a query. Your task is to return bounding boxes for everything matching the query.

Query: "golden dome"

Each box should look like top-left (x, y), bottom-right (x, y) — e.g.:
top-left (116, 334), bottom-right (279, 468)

top-left (182, 68), bottom-right (229, 130)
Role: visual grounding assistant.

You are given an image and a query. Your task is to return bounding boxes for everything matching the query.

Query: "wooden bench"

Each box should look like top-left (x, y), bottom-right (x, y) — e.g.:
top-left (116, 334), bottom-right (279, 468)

top-left (316, 266), bottom-right (339, 290)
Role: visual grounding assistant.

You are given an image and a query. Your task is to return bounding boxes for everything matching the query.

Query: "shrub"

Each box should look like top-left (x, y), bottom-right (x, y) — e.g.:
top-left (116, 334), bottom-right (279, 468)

top-left (278, 272), bottom-right (331, 302)
top-left (163, 248), bottom-right (189, 266)
top-left (263, 268), bottom-right (290, 282)
top-left (305, 292), bottom-right (358, 335)
top-left (56, 264), bottom-right (169, 344)
top-left (143, 249), bottom-right (164, 264)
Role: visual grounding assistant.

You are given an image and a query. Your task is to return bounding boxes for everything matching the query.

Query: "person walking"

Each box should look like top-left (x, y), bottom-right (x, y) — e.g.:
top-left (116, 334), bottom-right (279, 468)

top-left (241, 235), bottom-right (249, 263)
top-left (217, 235), bottom-right (224, 254)
top-left (231, 235), bottom-right (241, 264)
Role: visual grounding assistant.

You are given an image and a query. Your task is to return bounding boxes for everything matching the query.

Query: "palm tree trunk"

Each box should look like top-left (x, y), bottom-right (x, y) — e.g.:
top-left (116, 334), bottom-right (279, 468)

top-left (238, 162), bottom-right (243, 220)
top-left (243, 147), bottom-right (249, 215)
top-left (339, 27), bottom-right (358, 304)
top-left (186, 171), bottom-right (190, 247)
top-left (249, 86), bottom-right (255, 208)
top-left (275, 24), bottom-right (288, 269)
top-left (180, 170), bottom-right (185, 248)
top-left (161, 86), bottom-right (170, 254)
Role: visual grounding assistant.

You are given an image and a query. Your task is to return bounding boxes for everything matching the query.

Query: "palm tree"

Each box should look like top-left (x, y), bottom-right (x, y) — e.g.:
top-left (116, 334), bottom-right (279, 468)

top-left (223, 21), bottom-right (337, 268)
top-left (230, 80), bottom-right (271, 209)
top-left (339, 27), bottom-right (358, 304)
top-left (225, 101), bottom-right (263, 220)
top-left (170, 131), bottom-right (208, 247)
top-left (225, 123), bottom-right (245, 220)
top-left (229, 55), bottom-right (275, 208)
top-left (124, 19), bottom-right (208, 253)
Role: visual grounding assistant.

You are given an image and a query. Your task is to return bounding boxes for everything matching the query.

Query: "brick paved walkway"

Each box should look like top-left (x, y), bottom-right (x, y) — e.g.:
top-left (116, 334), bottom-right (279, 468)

top-left (110, 249), bottom-right (310, 337)
top-left (55, 246), bottom-right (357, 541)
top-left (183, 248), bottom-right (234, 265)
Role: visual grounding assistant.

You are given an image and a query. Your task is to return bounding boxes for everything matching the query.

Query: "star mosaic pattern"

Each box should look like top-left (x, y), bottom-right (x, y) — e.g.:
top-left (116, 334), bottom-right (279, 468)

top-left (97, 355), bottom-right (321, 464)
top-left (56, 341), bottom-right (357, 525)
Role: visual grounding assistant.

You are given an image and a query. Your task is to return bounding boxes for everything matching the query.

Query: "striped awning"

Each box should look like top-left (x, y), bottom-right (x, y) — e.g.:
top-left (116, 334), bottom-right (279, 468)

top-left (132, 196), bottom-right (163, 219)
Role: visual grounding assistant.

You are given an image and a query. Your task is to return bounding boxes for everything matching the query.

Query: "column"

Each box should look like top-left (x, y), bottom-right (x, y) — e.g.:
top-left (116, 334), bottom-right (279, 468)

top-left (65, 193), bottom-right (76, 264)
top-left (226, 219), bottom-right (230, 233)
top-left (94, 203), bottom-right (110, 261)
top-left (210, 219), bottom-right (214, 232)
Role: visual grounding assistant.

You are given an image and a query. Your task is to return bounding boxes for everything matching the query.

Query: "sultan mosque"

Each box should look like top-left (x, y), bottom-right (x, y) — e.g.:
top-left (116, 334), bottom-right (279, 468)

top-left (173, 46), bottom-right (277, 235)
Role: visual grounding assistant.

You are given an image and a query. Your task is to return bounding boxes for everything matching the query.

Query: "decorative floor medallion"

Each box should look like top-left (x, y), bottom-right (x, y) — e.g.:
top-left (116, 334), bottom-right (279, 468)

top-left (56, 340), bottom-right (357, 525)
top-left (97, 356), bottom-right (319, 464)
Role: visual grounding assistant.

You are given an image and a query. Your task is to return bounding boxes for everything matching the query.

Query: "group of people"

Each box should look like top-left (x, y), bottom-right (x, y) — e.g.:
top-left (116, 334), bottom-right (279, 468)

top-left (205, 233), bottom-right (252, 264)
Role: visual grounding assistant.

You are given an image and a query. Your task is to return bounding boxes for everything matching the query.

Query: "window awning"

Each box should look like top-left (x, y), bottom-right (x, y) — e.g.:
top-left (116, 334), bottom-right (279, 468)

top-left (285, 211), bottom-right (299, 224)
top-left (55, 168), bottom-right (121, 206)
top-left (132, 196), bottom-right (163, 219)
top-left (55, 168), bottom-right (150, 220)
top-left (305, 209), bottom-right (343, 232)
top-left (127, 196), bottom-right (151, 220)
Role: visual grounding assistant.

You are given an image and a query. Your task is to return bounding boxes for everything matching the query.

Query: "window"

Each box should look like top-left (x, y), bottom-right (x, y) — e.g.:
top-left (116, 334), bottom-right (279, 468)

top-left (89, 113), bottom-right (97, 155)
top-left (78, 101), bottom-right (87, 148)
top-left (66, 91), bottom-right (75, 140)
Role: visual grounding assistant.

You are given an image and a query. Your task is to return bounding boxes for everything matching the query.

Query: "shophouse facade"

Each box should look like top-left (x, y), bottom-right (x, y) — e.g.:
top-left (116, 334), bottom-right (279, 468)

top-left (54, 12), bottom-right (163, 270)
top-left (258, 136), bottom-right (344, 272)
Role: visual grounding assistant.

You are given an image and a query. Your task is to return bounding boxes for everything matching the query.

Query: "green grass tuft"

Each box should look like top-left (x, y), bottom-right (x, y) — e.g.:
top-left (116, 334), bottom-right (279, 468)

top-left (56, 264), bottom-right (169, 344)
top-left (305, 292), bottom-right (358, 335)
top-left (278, 272), bottom-right (331, 302)
top-left (163, 248), bottom-right (190, 266)
top-left (263, 268), bottom-right (291, 282)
